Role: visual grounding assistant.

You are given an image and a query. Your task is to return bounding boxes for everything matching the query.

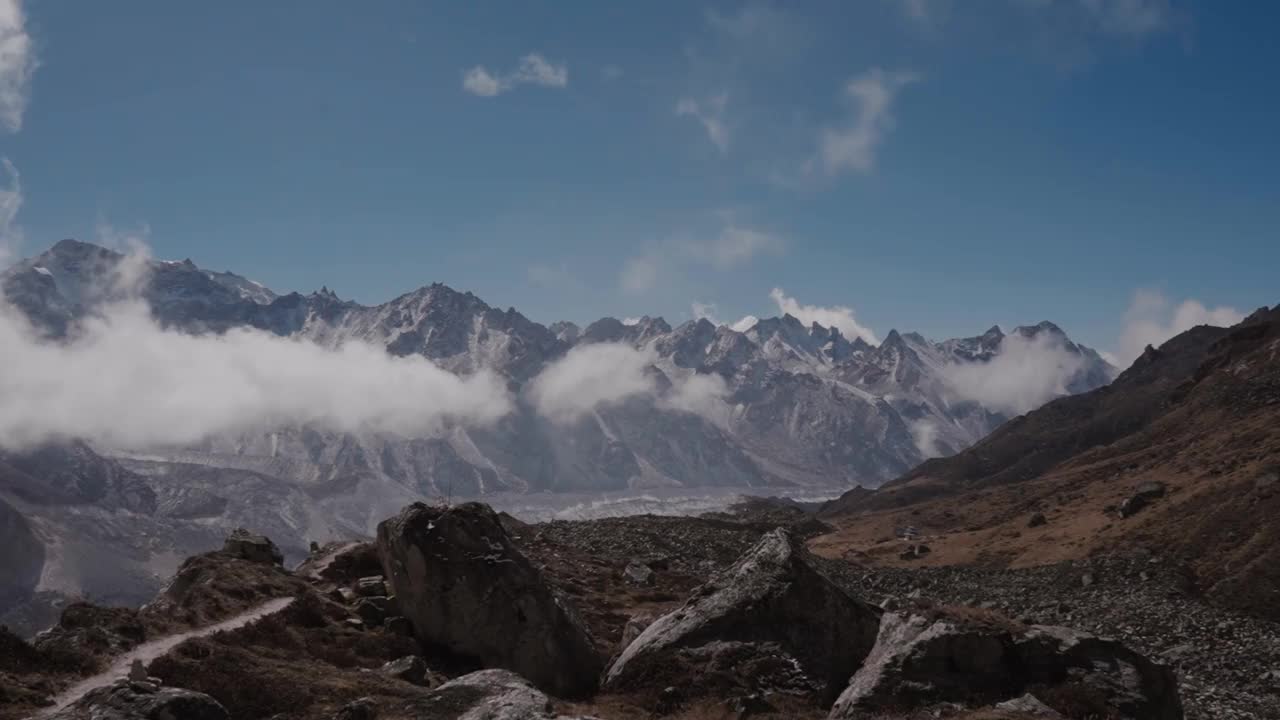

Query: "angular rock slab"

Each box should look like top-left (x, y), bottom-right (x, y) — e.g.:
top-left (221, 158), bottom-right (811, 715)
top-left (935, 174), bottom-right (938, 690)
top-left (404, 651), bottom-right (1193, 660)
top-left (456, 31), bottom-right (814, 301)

top-left (828, 612), bottom-right (1183, 720)
top-left (376, 502), bottom-right (602, 698)
top-left (604, 528), bottom-right (881, 703)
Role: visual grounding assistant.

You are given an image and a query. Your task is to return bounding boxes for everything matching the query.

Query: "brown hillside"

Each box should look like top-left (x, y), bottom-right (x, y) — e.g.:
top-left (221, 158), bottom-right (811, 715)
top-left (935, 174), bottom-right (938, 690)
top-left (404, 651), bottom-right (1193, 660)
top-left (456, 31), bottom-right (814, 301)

top-left (815, 305), bottom-right (1280, 621)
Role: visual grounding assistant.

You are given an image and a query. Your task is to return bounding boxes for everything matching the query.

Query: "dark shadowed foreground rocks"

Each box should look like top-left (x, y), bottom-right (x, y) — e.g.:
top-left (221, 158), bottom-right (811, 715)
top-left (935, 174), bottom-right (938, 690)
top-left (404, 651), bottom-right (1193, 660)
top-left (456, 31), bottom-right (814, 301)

top-left (375, 502), bottom-right (603, 698)
top-left (829, 610), bottom-right (1183, 719)
top-left (604, 528), bottom-right (882, 703)
top-left (48, 679), bottom-right (228, 720)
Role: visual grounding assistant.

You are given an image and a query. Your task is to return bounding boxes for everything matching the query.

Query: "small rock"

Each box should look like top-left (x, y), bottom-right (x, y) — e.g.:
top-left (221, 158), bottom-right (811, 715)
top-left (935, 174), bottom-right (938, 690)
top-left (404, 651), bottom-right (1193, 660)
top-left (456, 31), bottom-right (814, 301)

top-left (381, 656), bottom-right (428, 686)
top-left (619, 611), bottom-right (656, 652)
top-left (726, 692), bottom-right (773, 718)
top-left (384, 616), bottom-right (414, 637)
top-left (655, 686), bottom-right (682, 714)
top-left (354, 576), bottom-right (387, 597)
top-left (995, 693), bottom-right (1065, 718)
top-left (334, 697), bottom-right (377, 720)
top-left (623, 561), bottom-right (655, 587)
top-left (1081, 572), bottom-right (1096, 588)
top-left (354, 598), bottom-right (387, 627)
top-left (1028, 512), bottom-right (1047, 528)
top-left (128, 658), bottom-right (147, 682)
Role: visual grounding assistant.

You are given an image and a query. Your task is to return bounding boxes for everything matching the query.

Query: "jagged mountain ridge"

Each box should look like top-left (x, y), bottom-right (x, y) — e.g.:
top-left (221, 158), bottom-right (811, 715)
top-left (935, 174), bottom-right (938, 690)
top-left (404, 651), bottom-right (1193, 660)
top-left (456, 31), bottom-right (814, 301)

top-left (1, 238), bottom-right (1117, 496)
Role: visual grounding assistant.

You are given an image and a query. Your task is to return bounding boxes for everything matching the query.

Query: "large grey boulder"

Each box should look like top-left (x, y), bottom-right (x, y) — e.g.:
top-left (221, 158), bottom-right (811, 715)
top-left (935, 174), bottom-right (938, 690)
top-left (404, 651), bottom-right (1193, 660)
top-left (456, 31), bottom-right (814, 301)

top-left (604, 528), bottom-right (881, 703)
top-left (376, 502), bottom-right (602, 698)
top-left (828, 611), bottom-right (1182, 719)
top-left (49, 679), bottom-right (228, 720)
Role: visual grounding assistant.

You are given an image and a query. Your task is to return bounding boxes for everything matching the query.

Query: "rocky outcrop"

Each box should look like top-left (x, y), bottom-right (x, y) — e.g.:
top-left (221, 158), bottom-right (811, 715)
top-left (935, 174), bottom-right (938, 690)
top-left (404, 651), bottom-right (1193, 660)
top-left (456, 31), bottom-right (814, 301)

top-left (1119, 481), bottom-right (1167, 518)
top-left (828, 611), bottom-right (1182, 719)
top-left (48, 679), bottom-right (228, 720)
top-left (406, 669), bottom-right (587, 720)
top-left (375, 502), bottom-right (603, 698)
top-left (604, 528), bottom-right (881, 703)
top-left (222, 528), bottom-right (284, 565)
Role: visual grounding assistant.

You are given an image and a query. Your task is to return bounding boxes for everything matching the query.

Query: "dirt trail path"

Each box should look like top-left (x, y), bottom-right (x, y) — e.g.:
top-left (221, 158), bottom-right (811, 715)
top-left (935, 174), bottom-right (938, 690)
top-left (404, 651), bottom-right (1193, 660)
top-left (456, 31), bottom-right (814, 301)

top-left (40, 596), bottom-right (294, 715)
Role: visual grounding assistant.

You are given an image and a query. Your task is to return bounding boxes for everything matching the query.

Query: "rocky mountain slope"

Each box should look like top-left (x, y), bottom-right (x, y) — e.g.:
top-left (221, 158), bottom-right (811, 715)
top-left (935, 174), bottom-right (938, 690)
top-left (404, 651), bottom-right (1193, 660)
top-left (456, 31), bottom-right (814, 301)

top-left (817, 303), bottom-right (1280, 624)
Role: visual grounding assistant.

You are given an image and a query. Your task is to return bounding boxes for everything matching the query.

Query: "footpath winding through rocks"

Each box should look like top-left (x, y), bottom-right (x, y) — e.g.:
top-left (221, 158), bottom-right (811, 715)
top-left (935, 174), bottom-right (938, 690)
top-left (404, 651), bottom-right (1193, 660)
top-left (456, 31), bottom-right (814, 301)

top-left (39, 597), bottom-right (294, 716)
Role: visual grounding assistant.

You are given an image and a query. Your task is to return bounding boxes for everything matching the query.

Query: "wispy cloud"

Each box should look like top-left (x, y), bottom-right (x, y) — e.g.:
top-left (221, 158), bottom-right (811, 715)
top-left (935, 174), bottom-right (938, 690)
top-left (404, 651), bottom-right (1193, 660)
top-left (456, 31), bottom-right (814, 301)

top-left (619, 223), bottom-right (784, 294)
top-left (462, 53), bottom-right (568, 97)
top-left (0, 157), bottom-right (22, 267)
top-left (940, 330), bottom-right (1087, 415)
top-left (1079, 0), bottom-right (1176, 36)
top-left (809, 68), bottom-right (919, 177)
top-left (705, 2), bottom-right (806, 51)
top-left (527, 341), bottom-right (730, 425)
top-left (619, 254), bottom-right (661, 294)
top-left (526, 261), bottom-right (573, 290)
top-left (768, 287), bottom-right (878, 344)
top-left (1113, 289), bottom-right (1244, 367)
top-left (691, 301), bottom-right (721, 325)
top-left (0, 0), bottom-right (34, 133)
top-left (676, 93), bottom-right (730, 153)
top-left (0, 264), bottom-right (513, 451)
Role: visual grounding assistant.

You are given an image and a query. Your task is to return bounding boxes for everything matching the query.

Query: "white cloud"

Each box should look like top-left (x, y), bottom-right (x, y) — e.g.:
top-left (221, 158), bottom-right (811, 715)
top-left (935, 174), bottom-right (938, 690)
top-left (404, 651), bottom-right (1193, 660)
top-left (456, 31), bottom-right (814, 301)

top-left (910, 419), bottom-right (942, 458)
top-left (660, 372), bottom-right (730, 424)
top-left (676, 93), bottom-right (730, 152)
top-left (462, 52), bottom-right (568, 97)
top-left (1113, 289), bottom-right (1244, 367)
top-left (0, 0), bottom-right (34, 133)
top-left (526, 261), bottom-right (572, 289)
top-left (619, 223), bottom-right (783, 294)
top-left (730, 315), bottom-right (759, 333)
top-left (462, 66), bottom-right (502, 97)
top-left (0, 297), bottom-right (512, 452)
top-left (898, 0), bottom-right (935, 22)
top-left (705, 2), bottom-right (804, 51)
top-left (619, 254), bottom-right (660, 294)
top-left (1080, 0), bottom-right (1174, 36)
top-left (691, 301), bottom-right (720, 325)
top-left (526, 342), bottom-right (656, 424)
top-left (0, 157), bottom-right (22, 267)
top-left (621, 316), bottom-right (643, 326)
top-left (940, 331), bottom-right (1087, 415)
top-left (768, 287), bottom-right (878, 344)
top-left (694, 225), bottom-right (784, 269)
top-left (811, 68), bottom-right (919, 176)
top-left (528, 341), bottom-right (730, 426)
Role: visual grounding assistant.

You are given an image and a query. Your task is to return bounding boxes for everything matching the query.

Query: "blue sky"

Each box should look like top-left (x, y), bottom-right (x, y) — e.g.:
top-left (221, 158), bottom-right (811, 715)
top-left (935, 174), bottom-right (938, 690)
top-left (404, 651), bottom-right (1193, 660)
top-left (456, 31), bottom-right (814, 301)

top-left (0, 0), bottom-right (1275, 360)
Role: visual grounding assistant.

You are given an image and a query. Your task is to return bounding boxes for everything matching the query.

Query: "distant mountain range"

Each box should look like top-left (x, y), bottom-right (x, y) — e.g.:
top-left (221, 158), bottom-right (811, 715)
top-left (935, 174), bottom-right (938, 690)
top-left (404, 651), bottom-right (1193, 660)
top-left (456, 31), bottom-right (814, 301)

top-left (2, 239), bottom-right (1117, 495)
top-left (0, 239), bottom-right (1116, 630)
